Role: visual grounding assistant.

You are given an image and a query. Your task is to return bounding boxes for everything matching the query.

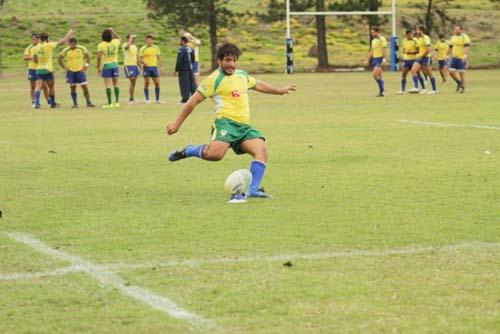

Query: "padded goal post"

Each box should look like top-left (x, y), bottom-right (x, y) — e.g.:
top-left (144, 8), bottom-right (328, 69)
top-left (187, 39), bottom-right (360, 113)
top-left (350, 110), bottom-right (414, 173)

top-left (285, 0), bottom-right (398, 74)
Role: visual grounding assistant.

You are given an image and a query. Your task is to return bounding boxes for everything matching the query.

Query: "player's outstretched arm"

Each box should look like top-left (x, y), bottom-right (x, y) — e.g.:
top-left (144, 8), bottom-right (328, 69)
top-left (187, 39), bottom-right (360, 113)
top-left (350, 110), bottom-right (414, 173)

top-left (124, 34), bottom-right (135, 50)
top-left (57, 29), bottom-right (74, 46)
top-left (109, 28), bottom-right (120, 41)
top-left (166, 92), bottom-right (205, 135)
top-left (254, 80), bottom-right (296, 95)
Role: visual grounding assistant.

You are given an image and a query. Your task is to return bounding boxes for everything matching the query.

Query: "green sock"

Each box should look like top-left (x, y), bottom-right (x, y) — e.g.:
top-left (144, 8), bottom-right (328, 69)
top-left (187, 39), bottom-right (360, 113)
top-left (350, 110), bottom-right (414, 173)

top-left (114, 87), bottom-right (120, 103)
top-left (106, 88), bottom-right (112, 104)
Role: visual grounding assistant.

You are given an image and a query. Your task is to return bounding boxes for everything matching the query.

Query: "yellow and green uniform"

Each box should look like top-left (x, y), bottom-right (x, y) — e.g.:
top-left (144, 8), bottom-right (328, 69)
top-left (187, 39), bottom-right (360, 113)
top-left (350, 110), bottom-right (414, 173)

top-left (402, 38), bottom-right (418, 60)
top-left (123, 43), bottom-right (138, 66)
top-left (188, 41), bottom-right (200, 62)
top-left (435, 40), bottom-right (450, 60)
top-left (198, 69), bottom-right (263, 153)
top-left (97, 38), bottom-right (120, 69)
top-left (371, 36), bottom-right (387, 58)
top-left (417, 34), bottom-right (432, 58)
top-left (24, 44), bottom-right (38, 70)
top-left (33, 42), bottom-right (58, 74)
top-left (60, 45), bottom-right (88, 72)
top-left (139, 44), bottom-right (161, 67)
top-left (450, 34), bottom-right (471, 59)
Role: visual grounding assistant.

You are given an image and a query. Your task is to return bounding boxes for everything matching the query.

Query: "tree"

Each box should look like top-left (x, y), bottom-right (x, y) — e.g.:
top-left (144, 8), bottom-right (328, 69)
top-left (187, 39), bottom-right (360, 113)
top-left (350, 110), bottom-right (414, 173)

top-left (315, 0), bottom-right (329, 68)
top-left (329, 0), bottom-right (384, 44)
top-left (0, 0), bottom-right (6, 78)
top-left (260, 0), bottom-right (327, 69)
top-left (401, 0), bottom-right (457, 35)
top-left (259, 0), bottom-right (314, 22)
top-left (146, 0), bottom-right (234, 70)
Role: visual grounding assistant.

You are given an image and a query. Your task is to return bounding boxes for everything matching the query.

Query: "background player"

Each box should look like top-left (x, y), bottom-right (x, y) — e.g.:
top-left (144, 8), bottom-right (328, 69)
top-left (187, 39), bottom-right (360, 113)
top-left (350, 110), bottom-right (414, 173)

top-left (448, 25), bottom-right (471, 93)
top-left (397, 29), bottom-right (418, 95)
top-left (366, 26), bottom-right (387, 97)
top-left (435, 34), bottom-right (450, 83)
top-left (139, 35), bottom-right (163, 104)
top-left (409, 25), bottom-right (437, 94)
top-left (175, 36), bottom-right (196, 103)
top-left (166, 43), bottom-right (296, 203)
top-left (24, 34), bottom-right (50, 106)
top-left (123, 34), bottom-right (140, 104)
top-left (32, 30), bottom-right (74, 108)
top-left (58, 37), bottom-right (95, 108)
top-left (183, 31), bottom-right (201, 87)
top-left (97, 28), bottom-right (121, 108)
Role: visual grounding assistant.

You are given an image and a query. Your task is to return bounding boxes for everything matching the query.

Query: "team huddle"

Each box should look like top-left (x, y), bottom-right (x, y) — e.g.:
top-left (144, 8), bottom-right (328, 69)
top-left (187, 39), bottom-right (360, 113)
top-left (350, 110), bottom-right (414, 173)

top-left (368, 24), bottom-right (471, 96)
top-left (23, 28), bottom-right (201, 109)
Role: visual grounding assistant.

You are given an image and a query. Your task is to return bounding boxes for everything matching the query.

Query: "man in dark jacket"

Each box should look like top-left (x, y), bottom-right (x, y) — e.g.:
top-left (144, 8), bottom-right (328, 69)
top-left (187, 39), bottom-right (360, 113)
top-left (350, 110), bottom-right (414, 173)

top-left (175, 36), bottom-right (196, 103)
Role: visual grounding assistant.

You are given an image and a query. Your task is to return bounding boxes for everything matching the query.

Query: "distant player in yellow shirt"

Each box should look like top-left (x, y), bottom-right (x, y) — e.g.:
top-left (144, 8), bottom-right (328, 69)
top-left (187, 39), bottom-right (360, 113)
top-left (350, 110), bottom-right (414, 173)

top-left (139, 35), bottom-right (163, 104)
top-left (24, 34), bottom-right (49, 106)
top-left (97, 28), bottom-right (121, 108)
top-left (366, 26), bottom-right (387, 97)
top-left (183, 31), bottom-right (201, 87)
top-left (435, 34), bottom-right (450, 83)
top-left (409, 25), bottom-right (437, 94)
top-left (397, 29), bottom-right (419, 94)
top-left (32, 30), bottom-right (74, 109)
top-left (166, 43), bottom-right (296, 203)
top-left (58, 37), bottom-right (95, 108)
top-left (448, 25), bottom-right (471, 93)
top-left (123, 34), bottom-right (139, 104)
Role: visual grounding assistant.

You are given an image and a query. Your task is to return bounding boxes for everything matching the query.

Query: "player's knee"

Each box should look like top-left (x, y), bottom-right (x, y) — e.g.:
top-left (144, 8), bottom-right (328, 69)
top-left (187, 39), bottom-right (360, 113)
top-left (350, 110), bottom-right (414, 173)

top-left (202, 147), bottom-right (225, 161)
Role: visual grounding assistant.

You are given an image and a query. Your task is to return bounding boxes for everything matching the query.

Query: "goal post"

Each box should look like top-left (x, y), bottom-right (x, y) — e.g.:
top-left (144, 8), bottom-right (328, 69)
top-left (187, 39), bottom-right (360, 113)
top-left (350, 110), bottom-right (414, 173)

top-left (285, 0), bottom-right (398, 74)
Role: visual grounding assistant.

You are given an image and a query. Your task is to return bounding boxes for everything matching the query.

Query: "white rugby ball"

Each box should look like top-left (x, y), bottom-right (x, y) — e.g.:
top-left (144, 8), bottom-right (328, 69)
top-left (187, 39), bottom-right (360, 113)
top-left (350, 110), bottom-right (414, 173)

top-left (224, 169), bottom-right (252, 195)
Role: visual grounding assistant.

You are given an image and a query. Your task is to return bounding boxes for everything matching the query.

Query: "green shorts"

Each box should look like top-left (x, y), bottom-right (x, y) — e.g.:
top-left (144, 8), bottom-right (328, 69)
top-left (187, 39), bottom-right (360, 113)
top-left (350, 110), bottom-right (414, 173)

top-left (211, 118), bottom-right (265, 155)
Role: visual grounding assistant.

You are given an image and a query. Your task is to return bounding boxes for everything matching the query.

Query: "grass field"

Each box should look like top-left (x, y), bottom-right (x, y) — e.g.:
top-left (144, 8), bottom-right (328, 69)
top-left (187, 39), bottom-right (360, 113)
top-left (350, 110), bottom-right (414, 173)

top-left (0, 69), bottom-right (499, 333)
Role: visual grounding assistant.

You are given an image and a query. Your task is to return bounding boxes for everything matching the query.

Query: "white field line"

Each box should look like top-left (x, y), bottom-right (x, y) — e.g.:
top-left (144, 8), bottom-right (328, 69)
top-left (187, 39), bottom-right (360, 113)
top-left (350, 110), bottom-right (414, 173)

top-left (98, 241), bottom-right (500, 271)
top-left (399, 119), bottom-right (500, 131)
top-left (4, 241), bottom-right (498, 281)
top-left (3, 232), bottom-right (213, 329)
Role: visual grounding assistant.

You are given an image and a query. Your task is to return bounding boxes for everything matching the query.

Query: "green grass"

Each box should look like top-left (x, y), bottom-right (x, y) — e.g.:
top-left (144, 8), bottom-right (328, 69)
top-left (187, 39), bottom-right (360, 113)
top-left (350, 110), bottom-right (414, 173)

top-left (1, 0), bottom-right (500, 72)
top-left (0, 69), bottom-right (499, 333)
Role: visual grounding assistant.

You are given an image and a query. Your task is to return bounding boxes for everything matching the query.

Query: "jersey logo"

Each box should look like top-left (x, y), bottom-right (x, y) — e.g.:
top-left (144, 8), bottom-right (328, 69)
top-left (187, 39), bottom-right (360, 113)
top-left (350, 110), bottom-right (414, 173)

top-left (231, 90), bottom-right (240, 98)
top-left (220, 130), bottom-right (228, 137)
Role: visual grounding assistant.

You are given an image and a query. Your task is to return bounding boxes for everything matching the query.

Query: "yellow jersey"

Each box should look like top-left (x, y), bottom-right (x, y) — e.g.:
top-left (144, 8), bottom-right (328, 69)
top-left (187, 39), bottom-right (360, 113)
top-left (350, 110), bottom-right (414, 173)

top-left (139, 45), bottom-right (161, 67)
top-left (197, 69), bottom-right (257, 125)
top-left (97, 38), bottom-right (120, 69)
top-left (450, 34), bottom-right (471, 59)
top-left (402, 38), bottom-right (418, 60)
top-left (123, 43), bottom-right (138, 66)
top-left (24, 44), bottom-right (39, 70)
top-left (417, 34), bottom-right (431, 58)
top-left (434, 40), bottom-right (449, 60)
top-left (59, 45), bottom-right (88, 72)
top-left (371, 36), bottom-right (387, 58)
top-left (32, 42), bottom-right (58, 73)
top-left (188, 40), bottom-right (201, 62)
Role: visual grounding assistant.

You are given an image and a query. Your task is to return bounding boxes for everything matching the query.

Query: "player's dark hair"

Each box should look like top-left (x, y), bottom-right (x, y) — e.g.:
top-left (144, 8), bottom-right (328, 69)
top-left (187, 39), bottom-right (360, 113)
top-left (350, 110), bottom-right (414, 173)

top-left (180, 36), bottom-right (188, 43)
top-left (439, 33), bottom-right (445, 38)
top-left (455, 24), bottom-right (463, 29)
top-left (217, 42), bottom-right (241, 60)
top-left (40, 32), bottom-right (49, 42)
top-left (31, 33), bottom-right (40, 39)
top-left (101, 29), bottom-right (112, 42)
top-left (146, 35), bottom-right (153, 39)
top-left (69, 37), bottom-right (77, 44)
top-left (371, 26), bottom-right (380, 33)
top-left (405, 29), bottom-right (412, 34)
top-left (417, 25), bottom-right (426, 33)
